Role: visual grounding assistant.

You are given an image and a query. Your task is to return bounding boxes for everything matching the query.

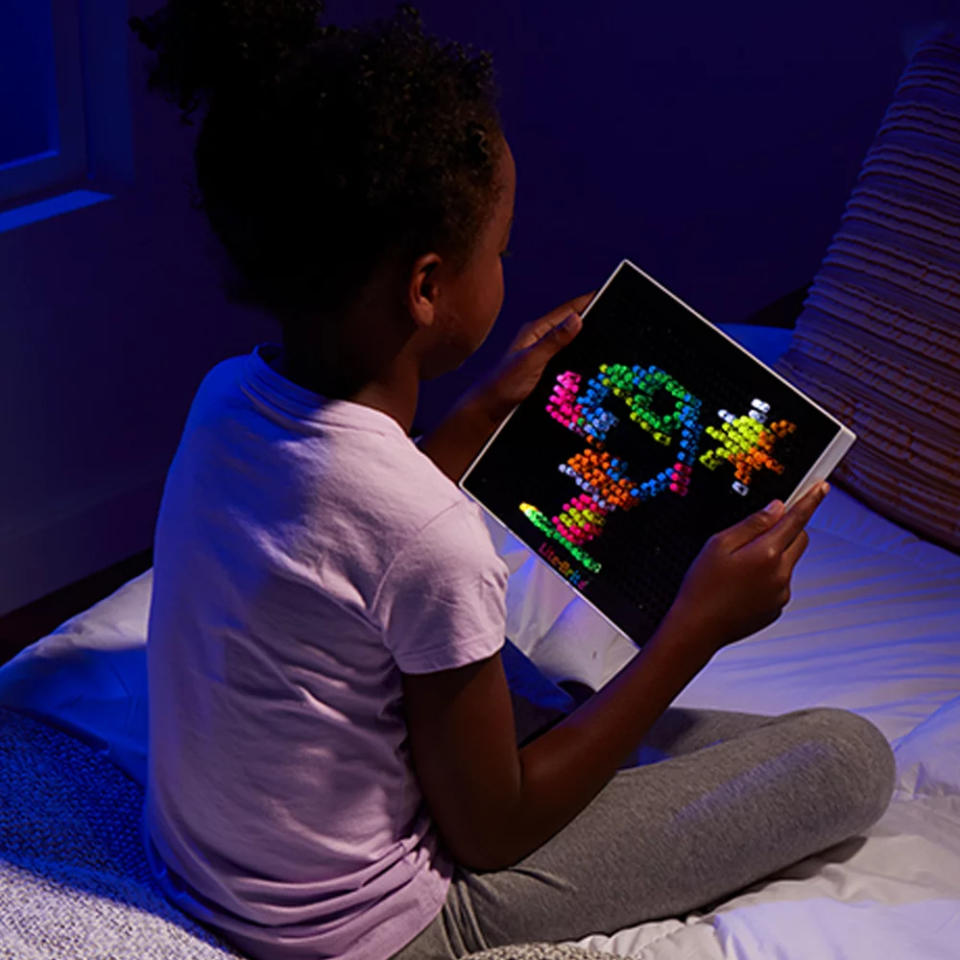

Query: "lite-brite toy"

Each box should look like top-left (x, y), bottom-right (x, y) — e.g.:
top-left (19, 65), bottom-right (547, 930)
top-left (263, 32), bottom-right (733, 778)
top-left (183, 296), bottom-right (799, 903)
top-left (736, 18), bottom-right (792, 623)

top-left (460, 261), bottom-right (855, 647)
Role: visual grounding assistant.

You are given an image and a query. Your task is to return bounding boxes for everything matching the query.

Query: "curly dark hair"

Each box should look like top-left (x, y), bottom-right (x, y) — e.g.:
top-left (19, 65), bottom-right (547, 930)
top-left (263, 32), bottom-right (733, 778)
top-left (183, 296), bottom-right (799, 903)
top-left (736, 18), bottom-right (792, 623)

top-left (129, 1), bottom-right (503, 330)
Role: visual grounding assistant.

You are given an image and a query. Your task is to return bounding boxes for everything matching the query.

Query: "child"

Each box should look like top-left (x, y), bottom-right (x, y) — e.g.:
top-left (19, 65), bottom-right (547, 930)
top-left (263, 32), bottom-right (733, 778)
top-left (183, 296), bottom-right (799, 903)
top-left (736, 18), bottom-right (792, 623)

top-left (130, 4), bottom-right (896, 959)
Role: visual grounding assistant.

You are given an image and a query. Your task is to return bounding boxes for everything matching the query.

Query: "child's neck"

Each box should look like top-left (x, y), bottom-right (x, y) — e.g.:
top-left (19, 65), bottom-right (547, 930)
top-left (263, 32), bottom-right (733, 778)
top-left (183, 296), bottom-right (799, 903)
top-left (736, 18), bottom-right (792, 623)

top-left (277, 312), bottom-right (420, 435)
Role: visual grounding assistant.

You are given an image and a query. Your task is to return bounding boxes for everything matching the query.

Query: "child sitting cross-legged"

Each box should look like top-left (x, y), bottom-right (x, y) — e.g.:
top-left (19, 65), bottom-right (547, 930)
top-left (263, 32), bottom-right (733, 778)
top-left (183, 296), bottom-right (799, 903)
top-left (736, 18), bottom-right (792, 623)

top-left (130, 4), bottom-right (896, 959)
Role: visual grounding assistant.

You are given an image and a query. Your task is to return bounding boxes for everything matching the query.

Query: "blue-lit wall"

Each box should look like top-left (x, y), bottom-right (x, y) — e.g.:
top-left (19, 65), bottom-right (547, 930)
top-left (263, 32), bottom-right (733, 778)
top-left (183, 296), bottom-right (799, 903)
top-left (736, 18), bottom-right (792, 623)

top-left (0, 2), bottom-right (55, 166)
top-left (0, 0), bottom-right (952, 612)
top-left (393, 0), bottom-right (954, 428)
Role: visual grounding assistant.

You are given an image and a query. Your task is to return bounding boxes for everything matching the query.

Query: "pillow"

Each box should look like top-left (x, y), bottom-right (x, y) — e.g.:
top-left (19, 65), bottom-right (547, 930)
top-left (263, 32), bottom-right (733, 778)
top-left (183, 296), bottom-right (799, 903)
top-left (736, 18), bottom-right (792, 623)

top-left (774, 32), bottom-right (960, 550)
top-left (0, 570), bottom-right (153, 785)
top-left (0, 707), bottom-right (243, 959)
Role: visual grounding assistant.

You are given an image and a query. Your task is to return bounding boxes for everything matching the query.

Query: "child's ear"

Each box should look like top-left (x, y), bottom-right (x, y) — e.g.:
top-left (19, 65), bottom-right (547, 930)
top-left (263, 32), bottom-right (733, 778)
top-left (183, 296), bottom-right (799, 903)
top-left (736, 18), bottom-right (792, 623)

top-left (408, 253), bottom-right (442, 329)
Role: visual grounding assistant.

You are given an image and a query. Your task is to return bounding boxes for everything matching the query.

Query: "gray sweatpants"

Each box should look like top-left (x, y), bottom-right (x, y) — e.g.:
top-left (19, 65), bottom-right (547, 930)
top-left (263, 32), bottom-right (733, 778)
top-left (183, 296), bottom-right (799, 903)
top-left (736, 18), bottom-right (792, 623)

top-left (393, 646), bottom-right (896, 959)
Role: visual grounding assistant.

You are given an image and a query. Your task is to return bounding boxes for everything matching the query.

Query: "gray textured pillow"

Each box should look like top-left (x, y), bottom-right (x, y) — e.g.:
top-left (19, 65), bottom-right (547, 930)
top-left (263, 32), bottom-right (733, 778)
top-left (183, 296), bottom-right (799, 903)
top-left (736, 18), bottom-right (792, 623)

top-left (775, 32), bottom-right (960, 550)
top-left (465, 945), bottom-right (627, 960)
top-left (0, 707), bottom-right (245, 959)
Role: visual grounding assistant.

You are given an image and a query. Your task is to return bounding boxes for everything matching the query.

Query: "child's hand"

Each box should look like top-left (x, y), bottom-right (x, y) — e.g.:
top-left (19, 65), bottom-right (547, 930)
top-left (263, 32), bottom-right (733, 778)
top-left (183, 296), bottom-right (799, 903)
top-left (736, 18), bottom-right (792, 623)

top-left (663, 482), bottom-right (830, 659)
top-left (419, 293), bottom-right (594, 482)
top-left (403, 482), bottom-right (828, 870)
top-left (505, 292), bottom-right (595, 354)
top-left (470, 292), bottom-right (594, 426)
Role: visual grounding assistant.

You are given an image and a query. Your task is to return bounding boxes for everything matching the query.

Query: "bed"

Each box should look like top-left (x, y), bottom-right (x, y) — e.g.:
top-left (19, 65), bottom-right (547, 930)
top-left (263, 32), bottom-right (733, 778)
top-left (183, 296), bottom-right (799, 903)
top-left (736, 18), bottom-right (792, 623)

top-left (3, 31), bottom-right (960, 960)
top-left (1, 317), bottom-right (958, 960)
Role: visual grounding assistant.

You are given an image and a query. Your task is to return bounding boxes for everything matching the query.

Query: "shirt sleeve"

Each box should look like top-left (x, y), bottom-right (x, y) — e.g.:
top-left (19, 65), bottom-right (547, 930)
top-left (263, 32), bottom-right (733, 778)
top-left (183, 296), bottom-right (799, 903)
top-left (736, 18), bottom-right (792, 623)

top-left (373, 498), bottom-right (508, 674)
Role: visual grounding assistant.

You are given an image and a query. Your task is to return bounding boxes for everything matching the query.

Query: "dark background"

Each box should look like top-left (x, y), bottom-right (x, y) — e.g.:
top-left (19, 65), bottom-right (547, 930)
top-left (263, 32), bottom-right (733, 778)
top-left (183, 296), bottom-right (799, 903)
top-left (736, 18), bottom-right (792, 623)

top-left (1, 0), bottom-right (955, 650)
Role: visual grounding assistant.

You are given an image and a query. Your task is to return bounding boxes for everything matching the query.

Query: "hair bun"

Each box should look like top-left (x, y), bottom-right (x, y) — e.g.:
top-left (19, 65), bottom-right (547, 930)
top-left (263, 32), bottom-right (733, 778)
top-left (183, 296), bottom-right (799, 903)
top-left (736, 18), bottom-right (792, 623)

top-left (130, 0), bottom-right (326, 123)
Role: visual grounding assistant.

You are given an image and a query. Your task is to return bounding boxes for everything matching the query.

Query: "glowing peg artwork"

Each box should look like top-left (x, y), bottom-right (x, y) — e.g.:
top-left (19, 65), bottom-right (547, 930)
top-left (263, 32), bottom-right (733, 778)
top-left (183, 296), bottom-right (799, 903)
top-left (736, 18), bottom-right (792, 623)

top-left (519, 502), bottom-right (601, 573)
top-left (523, 365), bottom-right (799, 583)
top-left (698, 399), bottom-right (797, 496)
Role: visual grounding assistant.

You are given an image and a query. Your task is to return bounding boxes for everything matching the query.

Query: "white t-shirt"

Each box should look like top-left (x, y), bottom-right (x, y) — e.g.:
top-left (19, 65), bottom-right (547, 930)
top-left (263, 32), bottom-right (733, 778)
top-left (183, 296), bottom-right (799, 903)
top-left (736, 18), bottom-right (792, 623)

top-left (145, 343), bottom-right (508, 960)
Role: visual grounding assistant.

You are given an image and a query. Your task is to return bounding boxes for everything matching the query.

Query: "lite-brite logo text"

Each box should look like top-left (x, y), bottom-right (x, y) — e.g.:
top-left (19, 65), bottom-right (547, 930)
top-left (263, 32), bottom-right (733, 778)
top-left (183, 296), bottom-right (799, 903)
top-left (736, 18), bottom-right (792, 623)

top-left (520, 363), bottom-right (797, 582)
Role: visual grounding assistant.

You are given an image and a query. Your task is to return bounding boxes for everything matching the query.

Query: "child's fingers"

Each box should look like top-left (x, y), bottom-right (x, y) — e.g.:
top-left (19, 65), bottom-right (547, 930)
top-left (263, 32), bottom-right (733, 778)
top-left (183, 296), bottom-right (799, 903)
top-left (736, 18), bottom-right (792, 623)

top-left (515, 312), bottom-right (583, 360)
top-left (722, 481), bottom-right (828, 557)
top-left (719, 499), bottom-right (784, 553)
top-left (768, 482), bottom-right (829, 553)
top-left (780, 526), bottom-right (810, 575)
top-left (508, 293), bottom-right (594, 353)
top-left (568, 290), bottom-right (596, 315)
top-left (540, 311), bottom-right (582, 344)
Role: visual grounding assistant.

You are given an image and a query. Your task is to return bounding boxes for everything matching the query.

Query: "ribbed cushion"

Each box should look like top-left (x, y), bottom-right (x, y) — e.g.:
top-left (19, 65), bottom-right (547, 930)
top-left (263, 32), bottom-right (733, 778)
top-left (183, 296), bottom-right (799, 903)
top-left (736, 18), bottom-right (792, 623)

top-left (775, 33), bottom-right (960, 550)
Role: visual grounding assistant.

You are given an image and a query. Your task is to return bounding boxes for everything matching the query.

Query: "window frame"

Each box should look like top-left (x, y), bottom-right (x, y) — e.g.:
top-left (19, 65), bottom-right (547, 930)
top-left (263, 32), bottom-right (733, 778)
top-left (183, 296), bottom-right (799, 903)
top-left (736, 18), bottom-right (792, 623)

top-left (0, 0), bottom-right (132, 214)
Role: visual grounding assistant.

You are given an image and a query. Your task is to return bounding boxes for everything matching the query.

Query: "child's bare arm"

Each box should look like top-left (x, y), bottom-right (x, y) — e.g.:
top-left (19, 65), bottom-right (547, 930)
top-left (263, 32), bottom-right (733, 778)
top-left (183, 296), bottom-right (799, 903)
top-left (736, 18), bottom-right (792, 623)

top-left (402, 483), bottom-right (827, 871)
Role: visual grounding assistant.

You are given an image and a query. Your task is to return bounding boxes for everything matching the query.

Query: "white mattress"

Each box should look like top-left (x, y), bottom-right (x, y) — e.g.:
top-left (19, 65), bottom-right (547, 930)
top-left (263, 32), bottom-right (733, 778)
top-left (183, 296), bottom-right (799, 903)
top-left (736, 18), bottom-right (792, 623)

top-left (2, 323), bottom-right (958, 959)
